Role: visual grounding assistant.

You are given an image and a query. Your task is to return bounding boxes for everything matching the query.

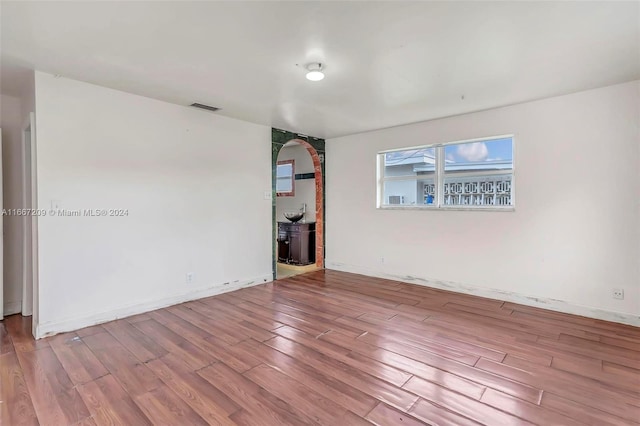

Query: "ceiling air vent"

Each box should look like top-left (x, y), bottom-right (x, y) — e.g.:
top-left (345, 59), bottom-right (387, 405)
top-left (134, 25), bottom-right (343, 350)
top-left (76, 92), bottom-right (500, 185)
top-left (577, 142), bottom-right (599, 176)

top-left (190, 103), bottom-right (220, 112)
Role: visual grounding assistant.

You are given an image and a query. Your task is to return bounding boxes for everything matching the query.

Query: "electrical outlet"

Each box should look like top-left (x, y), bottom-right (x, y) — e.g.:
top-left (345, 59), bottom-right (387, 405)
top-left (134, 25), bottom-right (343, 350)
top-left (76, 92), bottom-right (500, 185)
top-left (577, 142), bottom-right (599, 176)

top-left (612, 288), bottom-right (624, 300)
top-left (264, 191), bottom-right (272, 200)
top-left (380, 257), bottom-right (385, 264)
top-left (186, 272), bottom-right (194, 284)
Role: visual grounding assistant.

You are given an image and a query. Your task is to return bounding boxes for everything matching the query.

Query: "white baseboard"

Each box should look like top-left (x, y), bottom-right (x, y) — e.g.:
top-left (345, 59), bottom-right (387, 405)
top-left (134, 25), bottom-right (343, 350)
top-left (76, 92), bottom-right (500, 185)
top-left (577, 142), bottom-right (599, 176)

top-left (35, 274), bottom-right (272, 339)
top-left (3, 301), bottom-right (22, 316)
top-left (326, 261), bottom-right (640, 327)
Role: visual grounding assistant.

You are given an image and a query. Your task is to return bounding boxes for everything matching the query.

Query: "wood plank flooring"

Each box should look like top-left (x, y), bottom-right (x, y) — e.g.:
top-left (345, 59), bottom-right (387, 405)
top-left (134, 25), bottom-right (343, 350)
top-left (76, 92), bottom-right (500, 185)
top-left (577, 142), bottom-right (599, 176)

top-left (2, 270), bottom-right (639, 425)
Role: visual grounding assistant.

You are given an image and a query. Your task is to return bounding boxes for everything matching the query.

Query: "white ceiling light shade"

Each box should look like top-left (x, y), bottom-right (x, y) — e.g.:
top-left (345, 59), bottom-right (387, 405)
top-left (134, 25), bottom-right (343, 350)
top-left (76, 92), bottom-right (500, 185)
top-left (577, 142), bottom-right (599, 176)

top-left (305, 63), bottom-right (325, 81)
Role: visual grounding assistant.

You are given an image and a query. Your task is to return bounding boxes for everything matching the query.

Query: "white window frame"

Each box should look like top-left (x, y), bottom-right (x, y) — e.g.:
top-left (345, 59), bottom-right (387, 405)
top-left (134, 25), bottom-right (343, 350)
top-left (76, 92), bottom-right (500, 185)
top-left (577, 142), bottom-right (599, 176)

top-left (377, 134), bottom-right (515, 211)
top-left (276, 159), bottom-right (295, 197)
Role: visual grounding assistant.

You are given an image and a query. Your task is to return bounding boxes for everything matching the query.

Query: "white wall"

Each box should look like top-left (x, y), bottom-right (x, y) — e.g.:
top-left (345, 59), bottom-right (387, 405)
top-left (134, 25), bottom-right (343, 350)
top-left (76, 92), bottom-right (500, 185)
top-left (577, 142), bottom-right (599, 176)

top-left (21, 70), bottom-right (37, 334)
top-left (20, 74), bottom-right (35, 122)
top-left (0, 94), bottom-right (24, 315)
top-left (34, 72), bottom-right (272, 337)
top-left (276, 143), bottom-right (316, 224)
top-left (326, 81), bottom-right (640, 325)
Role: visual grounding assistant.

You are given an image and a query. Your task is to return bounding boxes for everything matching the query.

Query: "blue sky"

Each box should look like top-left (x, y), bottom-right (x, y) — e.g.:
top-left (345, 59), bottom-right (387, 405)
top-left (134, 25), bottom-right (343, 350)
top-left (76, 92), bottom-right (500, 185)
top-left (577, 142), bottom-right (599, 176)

top-left (445, 137), bottom-right (513, 164)
top-left (385, 137), bottom-right (512, 165)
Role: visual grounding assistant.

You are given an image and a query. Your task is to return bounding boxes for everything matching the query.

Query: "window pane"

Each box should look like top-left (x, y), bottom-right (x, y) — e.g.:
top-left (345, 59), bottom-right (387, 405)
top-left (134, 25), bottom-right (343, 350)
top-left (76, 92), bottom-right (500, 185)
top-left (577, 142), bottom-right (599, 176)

top-left (277, 163), bottom-right (293, 176)
top-left (443, 137), bottom-right (513, 206)
top-left (384, 148), bottom-right (436, 177)
top-left (276, 177), bottom-right (292, 192)
top-left (276, 163), bottom-right (293, 193)
top-left (379, 137), bottom-right (514, 209)
top-left (444, 138), bottom-right (512, 172)
top-left (383, 176), bottom-right (436, 206)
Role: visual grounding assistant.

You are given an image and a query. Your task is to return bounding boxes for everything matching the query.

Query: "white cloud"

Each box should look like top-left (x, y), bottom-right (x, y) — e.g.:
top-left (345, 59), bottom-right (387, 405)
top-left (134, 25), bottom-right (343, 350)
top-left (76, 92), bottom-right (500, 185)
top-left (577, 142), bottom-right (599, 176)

top-left (456, 142), bottom-right (488, 161)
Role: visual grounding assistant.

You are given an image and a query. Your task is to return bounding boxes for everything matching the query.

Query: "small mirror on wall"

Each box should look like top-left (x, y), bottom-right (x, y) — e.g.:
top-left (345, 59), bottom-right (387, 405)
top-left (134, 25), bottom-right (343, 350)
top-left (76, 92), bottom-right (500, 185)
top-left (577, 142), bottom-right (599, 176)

top-left (276, 160), bottom-right (295, 197)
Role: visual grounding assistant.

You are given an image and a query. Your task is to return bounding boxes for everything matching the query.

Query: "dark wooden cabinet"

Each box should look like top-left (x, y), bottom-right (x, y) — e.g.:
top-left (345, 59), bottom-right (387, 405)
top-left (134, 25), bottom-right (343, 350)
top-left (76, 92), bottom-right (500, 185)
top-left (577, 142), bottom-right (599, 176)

top-left (277, 222), bottom-right (316, 265)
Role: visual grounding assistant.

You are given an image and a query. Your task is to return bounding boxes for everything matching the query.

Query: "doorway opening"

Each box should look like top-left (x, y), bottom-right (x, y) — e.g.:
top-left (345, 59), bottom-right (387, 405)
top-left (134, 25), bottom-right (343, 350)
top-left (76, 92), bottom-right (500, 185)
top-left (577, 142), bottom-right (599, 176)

top-left (272, 129), bottom-right (325, 280)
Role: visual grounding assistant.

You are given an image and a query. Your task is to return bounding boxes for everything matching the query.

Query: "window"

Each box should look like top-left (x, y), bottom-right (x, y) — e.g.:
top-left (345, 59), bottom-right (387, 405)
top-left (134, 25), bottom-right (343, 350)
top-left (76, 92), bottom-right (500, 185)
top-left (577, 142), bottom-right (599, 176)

top-left (378, 136), bottom-right (514, 209)
top-left (276, 160), bottom-right (295, 196)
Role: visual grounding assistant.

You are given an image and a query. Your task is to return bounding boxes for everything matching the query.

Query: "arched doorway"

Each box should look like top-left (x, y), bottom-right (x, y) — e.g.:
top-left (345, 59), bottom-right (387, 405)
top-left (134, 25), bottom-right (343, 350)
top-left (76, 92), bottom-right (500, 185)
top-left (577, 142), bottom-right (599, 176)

top-left (272, 129), bottom-right (325, 279)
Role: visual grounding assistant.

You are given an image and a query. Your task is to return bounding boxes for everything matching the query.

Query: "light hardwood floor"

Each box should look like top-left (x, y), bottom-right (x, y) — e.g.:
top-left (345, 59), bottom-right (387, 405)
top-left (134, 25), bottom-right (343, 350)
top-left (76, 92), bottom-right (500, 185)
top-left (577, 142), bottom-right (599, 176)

top-left (2, 270), bottom-right (639, 425)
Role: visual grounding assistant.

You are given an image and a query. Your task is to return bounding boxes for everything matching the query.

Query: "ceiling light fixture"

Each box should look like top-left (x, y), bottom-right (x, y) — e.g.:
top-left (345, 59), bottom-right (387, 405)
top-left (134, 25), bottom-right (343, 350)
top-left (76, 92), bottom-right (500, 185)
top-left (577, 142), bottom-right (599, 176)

top-left (305, 63), bottom-right (325, 81)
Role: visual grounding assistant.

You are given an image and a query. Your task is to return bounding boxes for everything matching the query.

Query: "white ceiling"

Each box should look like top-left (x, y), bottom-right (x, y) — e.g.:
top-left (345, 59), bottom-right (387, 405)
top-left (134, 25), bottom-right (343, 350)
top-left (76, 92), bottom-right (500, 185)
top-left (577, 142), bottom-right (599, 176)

top-left (1, 1), bottom-right (638, 138)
